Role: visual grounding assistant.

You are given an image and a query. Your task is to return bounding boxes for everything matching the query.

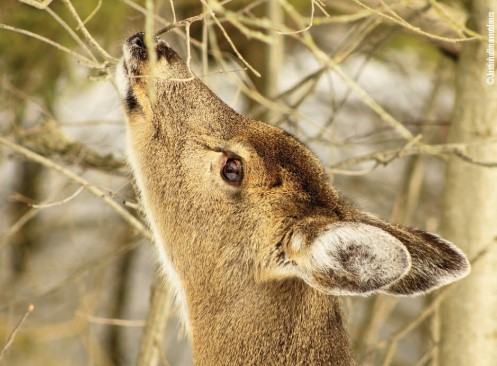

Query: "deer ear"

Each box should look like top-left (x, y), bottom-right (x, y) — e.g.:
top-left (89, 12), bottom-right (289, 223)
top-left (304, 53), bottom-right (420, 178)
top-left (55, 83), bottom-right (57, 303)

top-left (261, 222), bottom-right (412, 296)
top-left (297, 223), bottom-right (413, 295)
top-left (261, 221), bottom-right (469, 296)
top-left (374, 225), bottom-right (471, 295)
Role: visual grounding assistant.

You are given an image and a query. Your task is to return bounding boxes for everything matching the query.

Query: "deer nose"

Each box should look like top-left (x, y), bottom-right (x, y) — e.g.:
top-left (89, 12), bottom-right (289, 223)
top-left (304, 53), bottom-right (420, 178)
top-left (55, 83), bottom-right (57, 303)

top-left (127, 32), bottom-right (146, 49)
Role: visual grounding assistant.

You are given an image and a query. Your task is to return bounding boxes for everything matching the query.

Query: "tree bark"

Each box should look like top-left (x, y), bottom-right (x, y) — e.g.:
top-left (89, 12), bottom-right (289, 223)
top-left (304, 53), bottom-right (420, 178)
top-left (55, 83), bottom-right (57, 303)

top-left (245, 0), bottom-right (283, 122)
top-left (439, 1), bottom-right (497, 365)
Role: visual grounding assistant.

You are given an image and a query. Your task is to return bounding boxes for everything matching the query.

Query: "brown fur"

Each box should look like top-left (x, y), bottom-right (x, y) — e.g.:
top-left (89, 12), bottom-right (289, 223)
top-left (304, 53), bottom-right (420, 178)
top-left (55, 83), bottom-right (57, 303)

top-left (117, 33), bottom-right (470, 365)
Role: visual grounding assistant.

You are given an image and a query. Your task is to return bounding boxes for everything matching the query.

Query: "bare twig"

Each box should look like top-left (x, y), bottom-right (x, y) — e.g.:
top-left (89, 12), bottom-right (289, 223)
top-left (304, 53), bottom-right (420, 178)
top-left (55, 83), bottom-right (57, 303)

top-left (0, 304), bottom-right (35, 362)
top-left (168, 0), bottom-right (176, 24)
top-left (0, 23), bottom-right (97, 67)
top-left (184, 23), bottom-right (194, 77)
top-left (331, 141), bottom-right (497, 173)
top-left (300, 39), bottom-right (414, 140)
top-left (30, 186), bottom-right (84, 208)
top-left (201, 4), bottom-right (210, 76)
top-left (75, 312), bottom-right (145, 327)
top-left (18, 0), bottom-right (54, 9)
top-left (352, 0), bottom-right (483, 42)
top-left (77, 0), bottom-right (102, 29)
top-left (15, 120), bottom-right (126, 174)
top-left (0, 208), bottom-right (40, 247)
top-left (156, 11), bottom-right (208, 36)
top-left (252, 0), bottom-right (415, 140)
top-left (0, 137), bottom-right (151, 240)
top-left (415, 348), bottom-right (436, 366)
top-left (201, 0), bottom-right (261, 77)
top-left (277, 0), bottom-right (316, 35)
top-left (145, 0), bottom-right (158, 103)
top-left (222, 11), bottom-right (274, 44)
top-left (60, 0), bottom-right (117, 62)
top-left (136, 275), bottom-right (173, 366)
top-left (120, 0), bottom-right (203, 49)
top-left (45, 7), bottom-right (97, 62)
top-left (428, 0), bottom-right (481, 39)
top-left (3, 80), bottom-right (54, 119)
top-left (5, 238), bottom-right (142, 311)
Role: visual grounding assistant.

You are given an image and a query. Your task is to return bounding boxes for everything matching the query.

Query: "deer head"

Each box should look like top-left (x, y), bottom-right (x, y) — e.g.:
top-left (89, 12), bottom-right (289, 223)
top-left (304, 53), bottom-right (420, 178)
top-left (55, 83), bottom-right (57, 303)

top-left (117, 32), bottom-right (470, 365)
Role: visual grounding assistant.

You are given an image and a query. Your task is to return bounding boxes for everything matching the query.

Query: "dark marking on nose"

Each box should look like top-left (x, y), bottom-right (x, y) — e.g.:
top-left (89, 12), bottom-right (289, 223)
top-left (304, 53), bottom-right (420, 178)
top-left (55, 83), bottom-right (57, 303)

top-left (127, 32), bottom-right (146, 49)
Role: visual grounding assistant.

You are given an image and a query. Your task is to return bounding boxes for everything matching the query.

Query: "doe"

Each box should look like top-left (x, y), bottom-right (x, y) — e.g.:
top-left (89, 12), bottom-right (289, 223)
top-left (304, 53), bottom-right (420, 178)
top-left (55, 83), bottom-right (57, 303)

top-left (117, 32), bottom-right (469, 366)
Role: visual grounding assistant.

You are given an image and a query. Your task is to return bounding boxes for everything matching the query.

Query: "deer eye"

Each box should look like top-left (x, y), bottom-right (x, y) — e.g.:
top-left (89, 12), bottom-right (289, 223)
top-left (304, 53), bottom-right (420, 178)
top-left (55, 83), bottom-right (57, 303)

top-left (221, 157), bottom-right (243, 185)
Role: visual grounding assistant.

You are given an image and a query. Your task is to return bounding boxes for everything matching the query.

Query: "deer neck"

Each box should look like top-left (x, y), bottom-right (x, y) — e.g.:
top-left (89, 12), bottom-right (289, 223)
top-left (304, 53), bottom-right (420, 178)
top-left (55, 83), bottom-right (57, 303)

top-left (131, 146), bottom-right (355, 365)
top-left (187, 279), bottom-right (355, 366)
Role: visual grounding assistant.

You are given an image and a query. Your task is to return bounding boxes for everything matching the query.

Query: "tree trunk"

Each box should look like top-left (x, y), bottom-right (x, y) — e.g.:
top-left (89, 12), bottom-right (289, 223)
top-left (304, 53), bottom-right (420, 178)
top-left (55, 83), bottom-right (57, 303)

top-left (245, 0), bottom-right (283, 122)
top-left (439, 1), bottom-right (497, 365)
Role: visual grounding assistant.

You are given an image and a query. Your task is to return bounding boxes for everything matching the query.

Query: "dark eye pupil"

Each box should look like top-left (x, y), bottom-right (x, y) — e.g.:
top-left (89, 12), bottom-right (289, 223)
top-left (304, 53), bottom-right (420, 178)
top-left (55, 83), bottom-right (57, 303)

top-left (222, 158), bottom-right (243, 184)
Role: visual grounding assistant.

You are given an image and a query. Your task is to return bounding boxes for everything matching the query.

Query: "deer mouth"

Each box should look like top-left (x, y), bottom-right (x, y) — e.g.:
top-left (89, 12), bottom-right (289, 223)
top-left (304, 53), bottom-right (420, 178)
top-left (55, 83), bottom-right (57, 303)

top-left (116, 32), bottom-right (183, 113)
top-left (116, 32), bottom-right (155, 113)
top-left (121, 32), bottom-right (179, 75)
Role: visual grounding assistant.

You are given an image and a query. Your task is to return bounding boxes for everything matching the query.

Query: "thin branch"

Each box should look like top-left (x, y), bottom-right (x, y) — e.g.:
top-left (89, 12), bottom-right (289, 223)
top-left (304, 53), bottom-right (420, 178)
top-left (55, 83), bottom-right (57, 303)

top-left (0, 304), bottom-right (35, 362)
top-left (60, 0), bottom-right (117, 62)
top-left (45, 7), bottom-right (97, 62)
top-left (18, 0), bottom-right (54, 9)
top-left (0, 23), bottom-right (97, 67)
top-left (202, 3), bottom-right (209, 76)
top-left (77, 0), bottom-right (102, 30)
top-left (168, 0), bottom-right (177, 24)
top-left (3, 80), bottom-right (54, 119)
top-left (255, 1), bottom-right (416, 140)
top-left (201, 0), bottom-right (261, 77)
top-left (136, 276), bottom-right (173, 366)
top-left (123, 200), bottom-right (140, 210)
top-left (428, 0), bottom-right (481, 39)
top-left (14, 120), bottom-right (126, 174)
top-left (331, 141), bottom-right (497, 172)
top-left (415, 348), bottom-right (435, 366)
top-left (156, 11), bottom-right (208, 36)
top-left (205, 23), bottom-right (313, 124)
top-left (184, 23), bottom-right (194, 76)
top-left (154, 336), bottom-right (171, 366)
top-left (352, 0), bottom-right (483, 42)
top-left (75, 312), bottom-right (145, 327)
top-left (145, 0), bottom-right (158, 103)
top-left (120, 0), bottom-right (203, 49)
top-left (5, 239), bottom-right (142, 311)
top-left (314, 0), bottom-right (329, 17)
top-left (222, 11), bottom-right (274, 44)
top-left (277, 0), bottom-right (316, 35)
top-left (30, 186), bottom-right (84, 208)
top-left (300, 38), bottom-right (414, 140)
top-left (0, 136), bottom-right (151, 240)
top-left (311, 10), bottom-right (371, 24)
top-left (0, 208), bottom-right (40, 247)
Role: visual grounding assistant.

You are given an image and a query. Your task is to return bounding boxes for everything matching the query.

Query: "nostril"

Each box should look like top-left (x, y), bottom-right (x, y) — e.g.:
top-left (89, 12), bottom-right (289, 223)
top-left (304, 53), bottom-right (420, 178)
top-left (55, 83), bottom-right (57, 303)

top-left (127, 32), bottom-right (145, 49)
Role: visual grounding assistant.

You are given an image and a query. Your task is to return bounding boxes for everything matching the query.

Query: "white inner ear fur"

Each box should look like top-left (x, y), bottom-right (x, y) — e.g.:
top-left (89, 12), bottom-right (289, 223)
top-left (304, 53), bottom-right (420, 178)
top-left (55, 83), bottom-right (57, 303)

top-left (304, 222), bottom-right (412, 293)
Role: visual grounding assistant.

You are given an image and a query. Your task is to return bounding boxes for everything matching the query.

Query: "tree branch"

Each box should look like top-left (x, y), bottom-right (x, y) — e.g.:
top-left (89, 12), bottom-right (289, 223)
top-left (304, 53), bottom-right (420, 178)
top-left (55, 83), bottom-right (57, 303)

top-left (0, 136), bottom-right (151, 240)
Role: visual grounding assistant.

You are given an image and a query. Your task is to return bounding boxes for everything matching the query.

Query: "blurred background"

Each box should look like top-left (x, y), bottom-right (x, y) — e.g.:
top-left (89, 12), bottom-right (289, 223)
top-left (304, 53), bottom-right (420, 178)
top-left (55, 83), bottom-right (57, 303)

top-left (1, 0), bottom-right (496, 365)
